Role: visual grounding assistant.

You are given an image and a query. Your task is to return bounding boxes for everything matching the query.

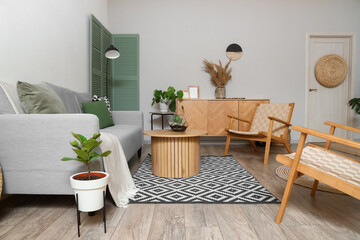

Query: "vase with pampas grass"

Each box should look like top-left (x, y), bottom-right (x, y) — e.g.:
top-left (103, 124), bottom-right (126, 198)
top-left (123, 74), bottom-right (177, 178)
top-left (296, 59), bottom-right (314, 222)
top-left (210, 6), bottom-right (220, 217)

top-left (203, 59), bottom-right (232, 99)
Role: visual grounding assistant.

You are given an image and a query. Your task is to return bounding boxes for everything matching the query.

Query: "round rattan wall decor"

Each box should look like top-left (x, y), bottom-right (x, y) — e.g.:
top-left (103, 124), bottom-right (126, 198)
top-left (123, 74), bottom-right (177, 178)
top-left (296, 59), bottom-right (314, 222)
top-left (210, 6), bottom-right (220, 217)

top-left (315, 54), bottom-right (347, 88)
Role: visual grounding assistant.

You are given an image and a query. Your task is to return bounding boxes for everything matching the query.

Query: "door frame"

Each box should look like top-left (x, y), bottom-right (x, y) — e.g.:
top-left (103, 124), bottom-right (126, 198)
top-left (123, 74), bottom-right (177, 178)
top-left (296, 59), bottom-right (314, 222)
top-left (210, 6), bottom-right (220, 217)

top-left (305, 32), bottom-right (356, 140)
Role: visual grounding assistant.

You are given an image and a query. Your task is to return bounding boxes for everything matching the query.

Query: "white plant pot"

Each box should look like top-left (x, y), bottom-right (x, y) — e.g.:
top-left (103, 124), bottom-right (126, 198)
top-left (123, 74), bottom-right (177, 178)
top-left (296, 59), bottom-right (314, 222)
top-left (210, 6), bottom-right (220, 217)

top-left (70, 171), bottom-right (109, 212)
top-left (159, 102), bottom-right (170, 112)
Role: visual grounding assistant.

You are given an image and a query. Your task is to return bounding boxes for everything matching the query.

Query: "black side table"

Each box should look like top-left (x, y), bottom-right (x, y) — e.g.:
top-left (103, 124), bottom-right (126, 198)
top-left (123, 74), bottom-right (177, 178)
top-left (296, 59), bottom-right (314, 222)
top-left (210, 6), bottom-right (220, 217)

top-left (150, 111), bottom-right (175, 130)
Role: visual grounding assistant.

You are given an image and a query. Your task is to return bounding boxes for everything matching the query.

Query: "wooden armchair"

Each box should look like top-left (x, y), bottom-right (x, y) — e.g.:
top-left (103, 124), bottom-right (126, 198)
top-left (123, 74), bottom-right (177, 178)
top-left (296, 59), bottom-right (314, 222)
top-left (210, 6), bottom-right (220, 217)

top-left (275, 122), bottom-right (360, 224)
top-left (224, 103), bottom-right (295, 164)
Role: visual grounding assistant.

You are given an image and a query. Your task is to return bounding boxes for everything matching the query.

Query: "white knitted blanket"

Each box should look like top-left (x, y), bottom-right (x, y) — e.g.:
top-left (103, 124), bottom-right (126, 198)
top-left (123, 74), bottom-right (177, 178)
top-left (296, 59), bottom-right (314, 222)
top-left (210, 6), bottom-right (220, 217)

top-left (100, 132), bottom-right (138, 207)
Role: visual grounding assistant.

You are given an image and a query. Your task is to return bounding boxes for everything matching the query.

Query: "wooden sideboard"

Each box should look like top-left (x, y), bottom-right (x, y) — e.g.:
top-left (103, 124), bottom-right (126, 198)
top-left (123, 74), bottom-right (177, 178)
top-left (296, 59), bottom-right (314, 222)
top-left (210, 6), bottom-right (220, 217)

top-left (176, 99), bottom-right (270, 136)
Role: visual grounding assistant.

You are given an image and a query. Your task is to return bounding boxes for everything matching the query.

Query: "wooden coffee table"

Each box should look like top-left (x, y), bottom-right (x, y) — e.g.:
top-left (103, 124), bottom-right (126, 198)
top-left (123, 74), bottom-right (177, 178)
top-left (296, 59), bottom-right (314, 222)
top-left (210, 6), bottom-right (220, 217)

top-left (143, 129), bottom-right (207, 178)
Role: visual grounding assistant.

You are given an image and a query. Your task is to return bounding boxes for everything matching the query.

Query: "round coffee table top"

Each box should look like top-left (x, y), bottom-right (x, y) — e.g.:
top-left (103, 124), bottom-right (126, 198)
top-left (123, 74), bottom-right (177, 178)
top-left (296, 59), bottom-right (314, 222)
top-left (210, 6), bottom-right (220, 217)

top-left (143, 129), bottom-right (207, 138)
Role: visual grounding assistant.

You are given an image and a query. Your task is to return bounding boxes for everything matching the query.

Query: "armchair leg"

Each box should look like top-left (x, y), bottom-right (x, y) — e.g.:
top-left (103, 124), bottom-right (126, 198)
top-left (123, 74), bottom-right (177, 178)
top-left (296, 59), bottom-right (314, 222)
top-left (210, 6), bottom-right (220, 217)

top-left (276, 169), bottom-right (298, 224)
top-left (249, 141), bottom-right (258, 152)
top-left (224, 135), bottom-right (231, 155)
top-left (264, 135), bottom-right (272, 165)
top-left (311, 180), bottom-right (319, 196)
top-left (264, 120), bottom-right (274, 165)
top-left (284, 143), bottom-right (292, 153)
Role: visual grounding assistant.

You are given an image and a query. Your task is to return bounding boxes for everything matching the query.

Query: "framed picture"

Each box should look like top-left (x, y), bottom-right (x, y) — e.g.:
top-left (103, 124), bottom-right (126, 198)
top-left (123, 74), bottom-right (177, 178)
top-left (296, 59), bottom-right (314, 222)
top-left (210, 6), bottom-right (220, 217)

top-left (188, 86), bottom-right (200, 99)
top-left (182, 90), bottom-right (189, 99)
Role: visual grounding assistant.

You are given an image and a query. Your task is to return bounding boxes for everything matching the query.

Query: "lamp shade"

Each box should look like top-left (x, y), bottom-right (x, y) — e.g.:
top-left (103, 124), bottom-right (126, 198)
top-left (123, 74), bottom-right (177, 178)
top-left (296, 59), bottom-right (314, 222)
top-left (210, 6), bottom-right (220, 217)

top-left (105, 45), bottom-right (120, 59)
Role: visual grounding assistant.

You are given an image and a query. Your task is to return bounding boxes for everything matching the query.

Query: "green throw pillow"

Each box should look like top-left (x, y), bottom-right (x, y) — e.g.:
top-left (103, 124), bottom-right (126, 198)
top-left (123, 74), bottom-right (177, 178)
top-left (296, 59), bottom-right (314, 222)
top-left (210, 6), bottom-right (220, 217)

top-left (17, 81), bottom-right (67, 114)
top-left (81, 100), bottom-right (114, 129)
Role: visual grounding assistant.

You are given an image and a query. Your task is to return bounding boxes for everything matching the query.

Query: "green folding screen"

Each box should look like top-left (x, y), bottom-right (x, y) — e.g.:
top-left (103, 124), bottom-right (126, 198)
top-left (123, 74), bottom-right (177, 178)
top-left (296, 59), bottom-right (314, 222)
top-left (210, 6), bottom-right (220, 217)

top-left (90, 16), bottom-right (139, 110)
top-left (90, 15), bottom-right (112, 98)
top-left (111, 34), bottom-right (139, 111)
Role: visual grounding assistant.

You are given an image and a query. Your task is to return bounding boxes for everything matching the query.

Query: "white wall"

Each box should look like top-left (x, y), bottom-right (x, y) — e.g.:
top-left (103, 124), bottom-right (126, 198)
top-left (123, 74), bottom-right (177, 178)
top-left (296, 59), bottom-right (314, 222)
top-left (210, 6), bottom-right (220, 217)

top-left (0, 0), bottom-right (108, 92)
top-left (108, 0), bottom-right (360, 141)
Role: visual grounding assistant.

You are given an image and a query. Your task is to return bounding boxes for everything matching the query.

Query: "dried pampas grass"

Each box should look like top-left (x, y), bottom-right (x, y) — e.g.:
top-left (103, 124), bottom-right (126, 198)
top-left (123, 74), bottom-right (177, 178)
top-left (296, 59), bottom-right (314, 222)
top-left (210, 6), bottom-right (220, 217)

top-left (203, 59), bottom-right (232, 87)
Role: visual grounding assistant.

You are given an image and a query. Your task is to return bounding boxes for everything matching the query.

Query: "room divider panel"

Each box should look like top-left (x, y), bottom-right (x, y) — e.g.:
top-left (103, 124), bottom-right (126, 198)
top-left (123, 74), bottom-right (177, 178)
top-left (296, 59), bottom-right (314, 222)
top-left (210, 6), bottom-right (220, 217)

top-left (90, 15), bottom-right (139, 111)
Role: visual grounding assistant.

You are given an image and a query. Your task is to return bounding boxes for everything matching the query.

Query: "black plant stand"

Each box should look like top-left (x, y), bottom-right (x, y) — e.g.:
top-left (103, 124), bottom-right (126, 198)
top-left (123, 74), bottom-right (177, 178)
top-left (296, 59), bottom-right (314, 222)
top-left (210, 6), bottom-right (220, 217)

top-left (76, 191), bottom-right (106, 237)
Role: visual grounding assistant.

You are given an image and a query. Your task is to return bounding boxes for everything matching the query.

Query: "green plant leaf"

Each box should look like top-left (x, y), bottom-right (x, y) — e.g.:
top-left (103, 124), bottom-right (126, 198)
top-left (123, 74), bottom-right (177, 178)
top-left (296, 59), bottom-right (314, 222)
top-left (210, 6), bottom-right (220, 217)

top-left (92, 133), bottom-right (100, 140)
top-left (82, 139), bottom-right (101, 152)
top-left (176, 90), bottom-right (183, 99)
top-left (72, 132), bottom-right (87, 143)
top-left (70, 140), bottom-right (80, 149)
top-left (152, 89), bottom-right (163, 105)
top-left (100, 150), bottom-right (112, 157)
top-left (61, 157), bottom-right (86, 164)
top-left (73, 149), bottom-right (89, 161)
top-left (169, 101), bottom-right (176, 112)
top-left (89, 153), bottom-right (101, 162)
top-left (61, 157), bottom-right (79, 161)
top-left (349, 98), bottom-right (360, 114)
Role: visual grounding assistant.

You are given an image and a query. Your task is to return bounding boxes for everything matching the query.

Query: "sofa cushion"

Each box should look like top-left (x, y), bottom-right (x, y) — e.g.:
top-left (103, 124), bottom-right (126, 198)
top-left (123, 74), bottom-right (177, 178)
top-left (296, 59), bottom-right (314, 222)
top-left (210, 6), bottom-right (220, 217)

top-left (17, 81), bottom-right (67, 114)
top-left (101, 124), bottom-right (143, 161)
top-left (45, 82), bottom-right (91, 113)
top-left (81, 100), bottom-right (114, 129)
top-left (0, 85), bottom-right (16, 114)
top-left (0, 82), bottom-right (25, 114)
top-left (92, 95), bottom-right (111, 115)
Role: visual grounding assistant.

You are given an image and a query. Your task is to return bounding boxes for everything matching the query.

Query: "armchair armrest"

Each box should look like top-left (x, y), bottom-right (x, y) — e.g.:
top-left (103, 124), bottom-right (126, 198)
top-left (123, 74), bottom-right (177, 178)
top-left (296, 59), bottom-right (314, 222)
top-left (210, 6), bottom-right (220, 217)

top-left (111, 111), bottom-right (144, 130)
top-left (268, 116), bottom-right (292, 126)
top-left (292, 125), bottom-right (360, 149)
top-left (227, 115), bottom-right (251, 124)
top-left (324, 121), bottom-right (360, 134)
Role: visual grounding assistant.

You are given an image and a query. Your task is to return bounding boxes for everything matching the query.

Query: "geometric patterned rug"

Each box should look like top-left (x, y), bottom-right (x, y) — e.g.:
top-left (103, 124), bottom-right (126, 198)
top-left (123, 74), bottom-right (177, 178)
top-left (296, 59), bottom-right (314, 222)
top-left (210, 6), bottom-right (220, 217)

top-left (130, 154), bottom-right (280, 204)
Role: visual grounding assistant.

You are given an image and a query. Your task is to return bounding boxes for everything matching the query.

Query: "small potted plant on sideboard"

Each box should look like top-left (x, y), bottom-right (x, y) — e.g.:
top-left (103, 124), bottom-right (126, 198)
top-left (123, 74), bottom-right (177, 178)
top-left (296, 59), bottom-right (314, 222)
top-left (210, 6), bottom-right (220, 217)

top-left (151, 86), bottom-right (183, 112)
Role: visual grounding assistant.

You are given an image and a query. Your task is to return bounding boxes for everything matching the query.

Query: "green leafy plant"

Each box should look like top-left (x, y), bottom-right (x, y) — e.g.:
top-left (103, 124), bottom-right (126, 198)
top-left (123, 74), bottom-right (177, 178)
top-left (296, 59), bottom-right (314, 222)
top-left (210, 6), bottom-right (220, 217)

top-left (349, 98), bottom-right (360, 114)
top-left (172, 115), bottom-right (184, 125)
top-left (61, 132), bottom-right (111, 180)
top-left (151, 86), bottom-right (183, 112)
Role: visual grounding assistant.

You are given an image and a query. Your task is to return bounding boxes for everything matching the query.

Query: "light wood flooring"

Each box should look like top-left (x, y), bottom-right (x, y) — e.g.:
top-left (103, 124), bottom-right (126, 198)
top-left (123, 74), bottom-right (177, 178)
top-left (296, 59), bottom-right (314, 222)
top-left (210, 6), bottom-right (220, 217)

top-left (0, 143), bottom-right (360, 240)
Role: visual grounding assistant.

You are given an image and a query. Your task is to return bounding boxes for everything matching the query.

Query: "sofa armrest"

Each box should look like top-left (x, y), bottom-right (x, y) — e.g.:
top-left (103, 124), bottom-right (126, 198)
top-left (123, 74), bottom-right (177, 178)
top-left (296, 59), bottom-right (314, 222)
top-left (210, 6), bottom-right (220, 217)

top-left (111, 111), bottom-right (144, 130)
top-left (0, 114), bottom-right (102, 194)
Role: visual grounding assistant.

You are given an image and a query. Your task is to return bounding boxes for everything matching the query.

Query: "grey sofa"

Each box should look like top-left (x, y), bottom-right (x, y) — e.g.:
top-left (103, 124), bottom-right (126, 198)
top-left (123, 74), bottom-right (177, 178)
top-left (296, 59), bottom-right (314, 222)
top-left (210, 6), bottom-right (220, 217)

top-left (0, 83), bottom-right (143, 195)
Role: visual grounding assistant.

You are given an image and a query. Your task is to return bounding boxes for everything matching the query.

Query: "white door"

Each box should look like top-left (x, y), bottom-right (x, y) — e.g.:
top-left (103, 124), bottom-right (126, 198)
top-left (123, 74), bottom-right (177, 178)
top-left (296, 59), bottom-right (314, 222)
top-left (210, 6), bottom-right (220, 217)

top-left (306, 34), bottom-right (353, 142)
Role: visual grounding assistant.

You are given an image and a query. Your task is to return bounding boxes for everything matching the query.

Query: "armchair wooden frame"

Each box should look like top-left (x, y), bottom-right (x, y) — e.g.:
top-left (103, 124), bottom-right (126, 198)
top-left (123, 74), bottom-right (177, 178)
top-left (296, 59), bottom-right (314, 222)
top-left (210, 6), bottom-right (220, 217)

top-left (275, 122), bottom-right (360, 224)
top-left (224, 103), bottom-right (295, 164)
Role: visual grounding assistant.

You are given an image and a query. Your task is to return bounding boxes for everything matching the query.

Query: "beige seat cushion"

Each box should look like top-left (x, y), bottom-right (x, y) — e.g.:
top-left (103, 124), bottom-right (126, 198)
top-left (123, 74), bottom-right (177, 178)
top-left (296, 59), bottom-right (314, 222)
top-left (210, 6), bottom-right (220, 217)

top-left (250, 103), bottom-right (291, 137)
top-left (228, 129), bottom-right (260, 135)
top-left (285, 146), bottom-right (360, 187)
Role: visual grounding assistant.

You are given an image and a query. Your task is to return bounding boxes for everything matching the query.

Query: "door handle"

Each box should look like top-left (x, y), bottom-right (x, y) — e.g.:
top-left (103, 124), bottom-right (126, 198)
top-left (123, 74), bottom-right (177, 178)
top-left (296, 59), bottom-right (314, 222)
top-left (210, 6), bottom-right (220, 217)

top-left (309, 88), bottom-right (318, 92)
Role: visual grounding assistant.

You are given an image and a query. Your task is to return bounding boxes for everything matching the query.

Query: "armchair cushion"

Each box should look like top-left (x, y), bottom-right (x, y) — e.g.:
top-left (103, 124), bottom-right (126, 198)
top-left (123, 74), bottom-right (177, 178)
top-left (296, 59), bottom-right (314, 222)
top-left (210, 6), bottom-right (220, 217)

top-left (285, 146), bottom-right (360, 187)
top-left (228, 129), bottom-right (259, 135)
top-left (250, 103), bottom-right (291, 137)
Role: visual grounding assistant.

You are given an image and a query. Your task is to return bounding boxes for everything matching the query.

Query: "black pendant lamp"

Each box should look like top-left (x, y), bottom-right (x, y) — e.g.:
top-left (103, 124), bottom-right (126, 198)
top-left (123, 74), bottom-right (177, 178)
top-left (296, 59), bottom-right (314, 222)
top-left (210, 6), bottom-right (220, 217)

top-left (105, 45), bottom-right (120, 97)
top-left (105, 45), bottom-right (120, 59)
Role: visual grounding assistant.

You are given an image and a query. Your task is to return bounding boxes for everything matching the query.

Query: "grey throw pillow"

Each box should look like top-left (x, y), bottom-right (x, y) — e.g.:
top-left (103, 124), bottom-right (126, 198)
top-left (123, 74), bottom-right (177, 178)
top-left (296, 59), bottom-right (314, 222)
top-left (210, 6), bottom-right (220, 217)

top-left (17, 81), bottom-right (67, 114)
top-left (45, 82), bottom-right (91, 113)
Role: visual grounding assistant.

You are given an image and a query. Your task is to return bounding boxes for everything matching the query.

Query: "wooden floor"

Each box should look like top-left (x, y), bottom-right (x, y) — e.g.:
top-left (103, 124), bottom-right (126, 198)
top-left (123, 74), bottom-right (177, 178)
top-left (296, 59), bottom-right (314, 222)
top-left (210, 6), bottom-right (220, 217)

top-left (1, 143), bottom-right (360, 240)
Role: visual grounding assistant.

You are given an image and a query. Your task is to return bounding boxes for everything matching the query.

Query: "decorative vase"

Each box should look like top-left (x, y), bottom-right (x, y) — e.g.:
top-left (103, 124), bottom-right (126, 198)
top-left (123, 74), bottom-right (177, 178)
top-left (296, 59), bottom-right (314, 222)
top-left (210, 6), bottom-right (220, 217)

top-left (169, 114), bottom-right (188, 132)
top-left (70, 171), bottom-right (109, 212)
top-left (215, 87), bottom-right (226, 99)
top-left (159, 102), bottom-right (170, 112)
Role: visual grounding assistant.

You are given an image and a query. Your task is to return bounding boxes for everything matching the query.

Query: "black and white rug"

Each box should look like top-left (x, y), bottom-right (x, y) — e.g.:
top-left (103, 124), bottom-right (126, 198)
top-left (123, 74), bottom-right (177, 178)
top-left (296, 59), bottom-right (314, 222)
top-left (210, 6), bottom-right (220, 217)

top-left (130, 155), bottom-right (280, 204)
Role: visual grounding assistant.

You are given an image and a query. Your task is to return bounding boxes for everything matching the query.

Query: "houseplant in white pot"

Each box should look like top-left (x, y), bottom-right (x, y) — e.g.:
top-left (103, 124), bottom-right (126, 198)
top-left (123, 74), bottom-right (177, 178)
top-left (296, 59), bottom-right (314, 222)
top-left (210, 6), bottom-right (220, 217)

top-left (151, 86), bottom-right (183, 112)
top-left (61, 132), bottom-right (111, 212)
